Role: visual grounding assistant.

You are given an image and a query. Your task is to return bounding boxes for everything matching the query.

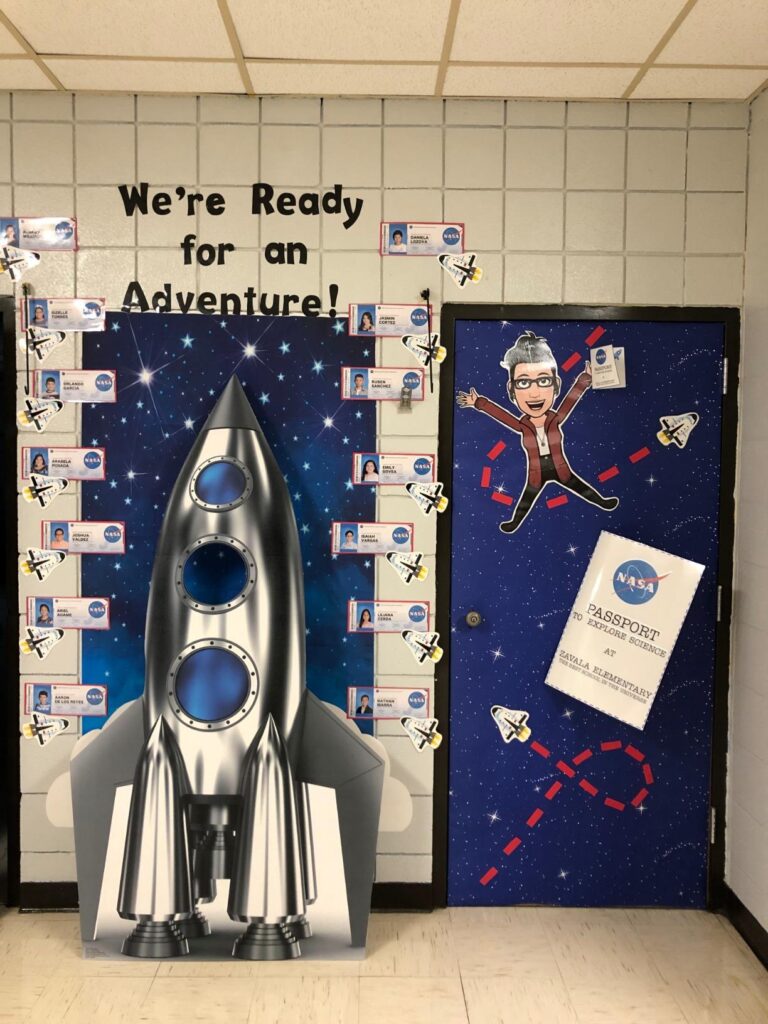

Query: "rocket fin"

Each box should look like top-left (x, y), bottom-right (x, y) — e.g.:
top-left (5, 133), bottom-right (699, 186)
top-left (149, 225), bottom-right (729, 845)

top-left (297, 692), bottom-right (385, 948)
top-left (71, 698), bottom-right (145, 942)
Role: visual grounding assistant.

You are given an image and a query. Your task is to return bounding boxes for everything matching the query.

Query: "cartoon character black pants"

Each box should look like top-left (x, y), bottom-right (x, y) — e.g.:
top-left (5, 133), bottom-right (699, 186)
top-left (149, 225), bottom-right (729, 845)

top-left (500, 455), bottom-right (618, 534)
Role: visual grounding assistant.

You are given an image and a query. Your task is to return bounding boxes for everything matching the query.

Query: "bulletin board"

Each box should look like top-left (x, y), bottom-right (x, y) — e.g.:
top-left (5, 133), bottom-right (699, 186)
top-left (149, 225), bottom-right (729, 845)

top-left (80, 311), bottom-right (377, 731)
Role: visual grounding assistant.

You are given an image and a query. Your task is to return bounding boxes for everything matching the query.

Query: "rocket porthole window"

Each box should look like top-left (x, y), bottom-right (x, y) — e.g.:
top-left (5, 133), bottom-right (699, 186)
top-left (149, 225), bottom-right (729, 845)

top-left (176, 535), bottom-right (256, 613)
top-left (191, 456), bottom-right (253, 511)
top-left (174, 647), bottom-right (250, 723)
top-left (169, 639), bottom-right (259, 731)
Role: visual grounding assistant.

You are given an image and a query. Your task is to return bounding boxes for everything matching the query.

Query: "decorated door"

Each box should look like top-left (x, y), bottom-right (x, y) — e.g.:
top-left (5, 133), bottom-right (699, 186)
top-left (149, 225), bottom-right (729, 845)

top-left (439, 307), bottom-right (737, 908)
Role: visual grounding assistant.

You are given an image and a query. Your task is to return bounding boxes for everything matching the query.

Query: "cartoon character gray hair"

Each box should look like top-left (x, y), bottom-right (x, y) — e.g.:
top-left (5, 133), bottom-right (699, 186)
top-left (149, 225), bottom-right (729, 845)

top-left (500, 329), bottom-right (561, 395)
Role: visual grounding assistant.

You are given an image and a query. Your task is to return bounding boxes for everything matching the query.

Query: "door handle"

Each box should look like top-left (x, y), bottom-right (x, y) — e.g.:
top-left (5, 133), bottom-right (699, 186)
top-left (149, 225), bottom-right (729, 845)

top-left (465, 610), bottom-right (483, 628)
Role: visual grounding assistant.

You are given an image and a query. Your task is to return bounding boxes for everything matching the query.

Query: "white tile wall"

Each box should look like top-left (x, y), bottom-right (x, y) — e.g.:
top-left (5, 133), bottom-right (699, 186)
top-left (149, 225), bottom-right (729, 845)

top-left (8, 93), bottom-right (753, 894)
top-left (729, 88), bottom-right (768, 931)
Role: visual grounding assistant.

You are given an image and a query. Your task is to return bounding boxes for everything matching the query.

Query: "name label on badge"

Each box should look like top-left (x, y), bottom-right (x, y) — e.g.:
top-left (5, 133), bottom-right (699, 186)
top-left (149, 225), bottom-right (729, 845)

top-left (1, 217), bottom-right (77, 251)
top-left (341, 366), bottom-right (424, 401)
top-left (353, 452), bottom-right (435, 485)
top-left (34, 369), bottom-right (117, 403)
top-left (332, 521), bottom-right (414, 554)
top-left (348, 303), bottom-right (430, 337)
top-left (27, 596), bottom-right (111, 630)
top-left (347, 686), bottom-right (430, 720)
top-left (42, 520), bottom-right (125, 554)
top-left (24, 297), bottom-right (105, 332)
top-left (25, 682), bottom-right (107, 717)
top-left (380, 221), bottom-right (464, 256)
top-left (348, 599), bottom-right (430, 633)
top-left (22, 446), bottom-right (106, 480)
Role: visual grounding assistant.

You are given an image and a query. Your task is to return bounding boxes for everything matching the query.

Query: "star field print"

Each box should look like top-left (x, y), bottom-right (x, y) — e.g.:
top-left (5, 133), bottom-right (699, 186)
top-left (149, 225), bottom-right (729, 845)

top-left (81, 312), bottom-right (375, 733)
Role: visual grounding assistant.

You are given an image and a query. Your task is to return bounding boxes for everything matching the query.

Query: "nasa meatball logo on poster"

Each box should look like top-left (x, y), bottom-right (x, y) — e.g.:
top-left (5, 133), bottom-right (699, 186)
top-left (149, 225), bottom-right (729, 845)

top-left (546, 531), bottom-right (704, 729)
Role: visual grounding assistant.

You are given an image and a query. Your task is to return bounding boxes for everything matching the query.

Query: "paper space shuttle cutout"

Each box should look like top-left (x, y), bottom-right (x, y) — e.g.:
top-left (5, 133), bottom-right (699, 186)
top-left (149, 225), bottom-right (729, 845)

top-left (19, 547), bottom-right (66, 582)
top-left (400, 716), bottom-right (442, 752)
top-left (19, 626), bottom-right (65, 660)
top-left (19, 327), bottom-right (67, 364)
top-left (0, 245), bottom-right (40, 282)
top-left (491, 706), bottom-right (532, 744)
top-left (657, 412), bottom-right (700, 450)
top-left (439, 252), bottom-right (483, 289)
top-left (402, 333), bottom-right (446, 368)
top-left (386, 551), bottom-right (428, 585)
top-left (23, 474), bottom-right (69, 509)
top-left (18, 397), bottom-right (64, 432)
top-left (23, 712), bottom-right (70, 747)
top-left (401, 629), bottom-right (443, 665)
top-left (406, 481), bottom-right (449, 517)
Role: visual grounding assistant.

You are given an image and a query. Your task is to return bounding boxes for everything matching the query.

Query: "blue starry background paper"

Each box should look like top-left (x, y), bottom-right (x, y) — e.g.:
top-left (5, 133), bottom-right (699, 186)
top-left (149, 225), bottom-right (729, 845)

top-left (82, 312), bottom-right (375, 734)
top-left (448, 318), bottom-right (725, 907)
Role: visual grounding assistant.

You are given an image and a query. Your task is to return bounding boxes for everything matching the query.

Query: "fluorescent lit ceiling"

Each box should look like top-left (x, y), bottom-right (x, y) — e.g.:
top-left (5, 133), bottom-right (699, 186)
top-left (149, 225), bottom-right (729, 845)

top-left (0, 0), bottom-right (765, 101)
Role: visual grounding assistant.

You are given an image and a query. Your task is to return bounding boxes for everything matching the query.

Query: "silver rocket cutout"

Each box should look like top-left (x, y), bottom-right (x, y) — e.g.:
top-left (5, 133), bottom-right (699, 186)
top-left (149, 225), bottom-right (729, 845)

top-left (92, 376), bottom-right (385, 961)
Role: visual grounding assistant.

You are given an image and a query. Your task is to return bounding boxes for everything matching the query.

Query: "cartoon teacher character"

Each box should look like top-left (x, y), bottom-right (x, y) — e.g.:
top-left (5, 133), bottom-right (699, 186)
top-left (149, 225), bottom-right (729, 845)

top-left (457, 329), bottom-right (619, 534)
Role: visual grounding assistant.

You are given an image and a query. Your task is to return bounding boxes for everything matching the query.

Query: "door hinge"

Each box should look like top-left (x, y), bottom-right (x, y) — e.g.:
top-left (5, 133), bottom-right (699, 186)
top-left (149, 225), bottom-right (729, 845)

top-left (717, 585), bottom-right (723, 622)
top-left (710, 807), bottom-right (717, 845)
top-left (722, 358), bottom-right (728, 395)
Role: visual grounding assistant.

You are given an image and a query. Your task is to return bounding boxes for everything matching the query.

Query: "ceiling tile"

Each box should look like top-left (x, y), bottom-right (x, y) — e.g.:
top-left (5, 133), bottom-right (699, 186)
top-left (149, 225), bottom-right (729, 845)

top-left (443, 65), bottom-right (637, 99)
top-left (0, 59), bottom-right (54, 89)
top-left (451, 0), bottom-right (683, 63)
top-left (634, 67), bottom-right (767, 100)
top-left (659, 0), bottom-right (768, 66)
top-left (45, 59), bottom-right (244, 93)
top-left (232, 0), bottom-right (450, 61)
top-left (0, 22), bottom-right (25, 53)
top-left (1, 0), bottom-right (233, 57)
top-left (246, 61), bottom-right (437, 96)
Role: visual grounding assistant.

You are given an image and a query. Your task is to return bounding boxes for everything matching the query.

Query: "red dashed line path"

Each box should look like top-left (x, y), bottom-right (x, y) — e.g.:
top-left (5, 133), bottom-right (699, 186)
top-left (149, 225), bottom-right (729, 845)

top-left (479, 738), bottom-right (656, 886)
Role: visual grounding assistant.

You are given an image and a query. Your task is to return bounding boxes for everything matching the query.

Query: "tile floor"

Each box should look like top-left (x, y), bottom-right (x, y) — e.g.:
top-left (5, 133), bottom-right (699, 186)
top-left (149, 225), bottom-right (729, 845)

top-left (0, 906), bottom-right (766, 1023)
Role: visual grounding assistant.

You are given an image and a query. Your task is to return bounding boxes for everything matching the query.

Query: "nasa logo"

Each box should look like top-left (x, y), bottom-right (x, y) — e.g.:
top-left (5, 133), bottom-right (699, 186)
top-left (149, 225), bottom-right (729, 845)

top-left (55, 220), bottom-right (74, 240)
top-left (442, 226), bottom-right (460, 246)
top-left (408, 604), bottom-right (427, 623)
top-left (88, 600), bottom-right (107, 619)
top-left (410, 307), bottom-right (428, 327)
top-left (86, 687), bottom-right (104, 705)
top-left (408, 690), bottom-right (426, 709)
top-left (613, 559), bottom-right (662, 605)
top-left (103, 524), bottom-right (122, 544)
top-left (413, 457), bottom-right (432, 476)
top-left (402, 371), bottom-right (420, 390)
top-left (392, 527), bottom-right (410, 544)
top-left (84, 301), bottom-right (102, 317)
top-left (95, 373), bottom-right (113, 392)
top-left (596, 348), bottom-right (607, 365)
top-left (84, 450), bottom-right (102, 469)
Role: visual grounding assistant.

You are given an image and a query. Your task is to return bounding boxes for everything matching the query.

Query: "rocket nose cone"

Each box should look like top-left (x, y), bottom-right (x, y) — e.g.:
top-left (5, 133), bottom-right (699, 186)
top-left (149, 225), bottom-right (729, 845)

top-left (203, 376), bottom-right (262, 432)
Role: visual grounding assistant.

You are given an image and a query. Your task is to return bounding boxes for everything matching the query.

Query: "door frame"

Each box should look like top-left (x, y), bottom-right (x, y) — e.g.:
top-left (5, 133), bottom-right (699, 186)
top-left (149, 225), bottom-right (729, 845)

top-left (2, 293), bottom-right (20, 907)
top-left (432, 303), bottom-right (740, 911)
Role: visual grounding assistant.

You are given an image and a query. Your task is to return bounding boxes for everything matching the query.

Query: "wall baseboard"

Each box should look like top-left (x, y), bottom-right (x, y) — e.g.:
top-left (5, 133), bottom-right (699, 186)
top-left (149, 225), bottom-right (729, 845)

top-left (370, 882), bottom-right (433, 911)
top-left (721, 884), bottom-right (768, 969)
top-left (19, 881), bottom-right (78, 911)
top-left (17, 880), bottom-right (434, 914)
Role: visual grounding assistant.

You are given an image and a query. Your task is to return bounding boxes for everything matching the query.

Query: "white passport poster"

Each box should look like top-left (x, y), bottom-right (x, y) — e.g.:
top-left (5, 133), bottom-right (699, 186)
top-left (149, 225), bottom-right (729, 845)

top-left (545, 531), bottom-right (704, 729)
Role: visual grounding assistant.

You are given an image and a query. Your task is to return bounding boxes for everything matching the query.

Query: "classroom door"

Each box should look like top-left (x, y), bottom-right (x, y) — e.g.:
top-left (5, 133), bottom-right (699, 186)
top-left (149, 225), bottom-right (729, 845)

top-left (442, 310), bottom-right (735, 908)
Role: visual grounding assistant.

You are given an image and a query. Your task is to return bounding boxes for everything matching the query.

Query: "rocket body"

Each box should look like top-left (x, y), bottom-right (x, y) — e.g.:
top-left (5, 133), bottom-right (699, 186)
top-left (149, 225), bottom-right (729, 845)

top-left (143, 378), bottom-right (305, 794)
top-left (117, 378), bottom-right (314, 959)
